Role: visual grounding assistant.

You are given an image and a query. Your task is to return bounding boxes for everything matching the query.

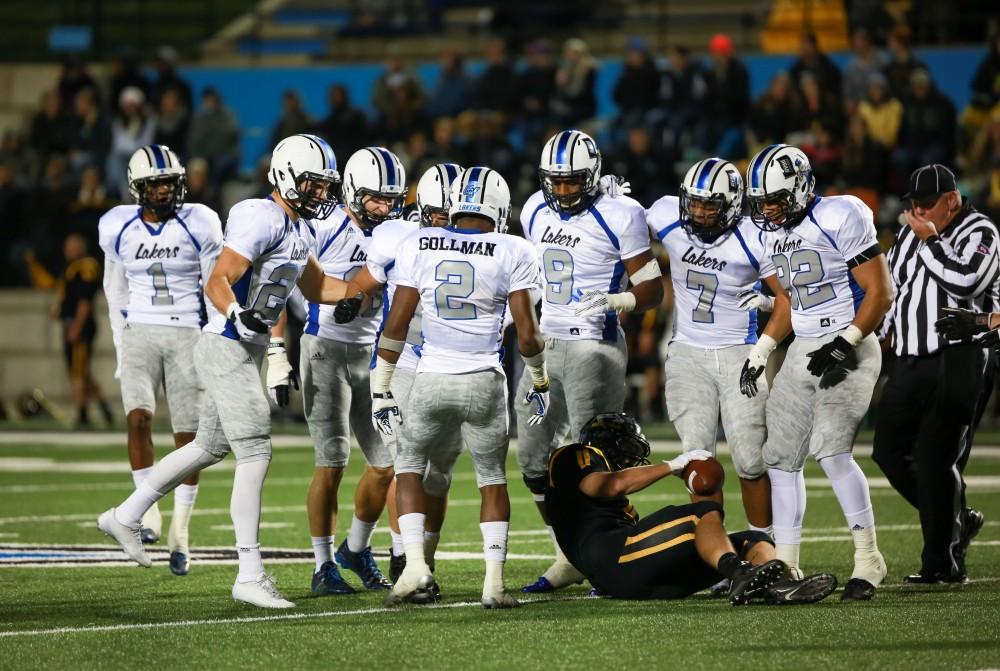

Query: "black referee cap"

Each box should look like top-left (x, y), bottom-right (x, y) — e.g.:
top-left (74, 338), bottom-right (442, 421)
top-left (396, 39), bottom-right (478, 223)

top-left (904, 164), bottom-right (957, 199)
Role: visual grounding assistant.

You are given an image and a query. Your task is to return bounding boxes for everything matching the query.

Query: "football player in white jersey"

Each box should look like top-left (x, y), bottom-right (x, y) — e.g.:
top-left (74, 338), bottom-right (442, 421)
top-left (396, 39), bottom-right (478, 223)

top-left (99, 145), bottom-right (223, 576)
top-left (373, 167), bottom-right (548, 608)
top-left (518, 129), bottom-right (664, 593)
top-left (646, 159), bottom-right (776, 538)
top-left (98, 134), bottom-right (353, 608)
top-left (333, 162), bottom-right (464, 587)
top-left (741, 144), bottom-right (892, 601)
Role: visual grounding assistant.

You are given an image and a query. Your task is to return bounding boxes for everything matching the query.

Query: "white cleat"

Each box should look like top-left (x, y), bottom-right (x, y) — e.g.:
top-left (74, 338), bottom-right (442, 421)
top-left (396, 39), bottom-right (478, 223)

top-left (542, 559), bottom-right (586, 589)
top-left (384, 571), bottom-right (436, 607)
top-left (232, 573), bottom-right (295, 608)
top-left (97, 508), bottom-right (152, 568)
top-left (482, 589), bottom-right (520, 609)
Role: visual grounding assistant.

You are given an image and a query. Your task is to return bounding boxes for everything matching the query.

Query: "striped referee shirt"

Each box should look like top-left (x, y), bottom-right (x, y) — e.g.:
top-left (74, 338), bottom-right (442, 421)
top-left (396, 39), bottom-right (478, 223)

top-left (881, 205), bottom-right (1000, 356)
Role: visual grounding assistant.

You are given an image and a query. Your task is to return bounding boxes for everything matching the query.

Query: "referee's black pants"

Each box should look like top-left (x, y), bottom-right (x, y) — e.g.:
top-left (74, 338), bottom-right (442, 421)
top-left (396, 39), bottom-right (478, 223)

top-left (872, 343), bottom-right (987, 575)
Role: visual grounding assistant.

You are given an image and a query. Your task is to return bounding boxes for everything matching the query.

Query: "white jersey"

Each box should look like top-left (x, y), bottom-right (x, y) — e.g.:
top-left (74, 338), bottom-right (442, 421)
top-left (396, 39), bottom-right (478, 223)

top-left (366, 218), bottom-right (423, 370)
top-left (203, 197), bottom-right (316, 346)
top-left (647, 196), bottom-right (767, 348)
top-left (99, 203), bottom-right (223, 330)
top-left (757, 195), bottom-right (879, 338)
top-left (304, 205), bottom-right (381, 344)
top-left (395, 226), bottom-right (541, 374)
top-left (521, 190), bottom-right (650, 341)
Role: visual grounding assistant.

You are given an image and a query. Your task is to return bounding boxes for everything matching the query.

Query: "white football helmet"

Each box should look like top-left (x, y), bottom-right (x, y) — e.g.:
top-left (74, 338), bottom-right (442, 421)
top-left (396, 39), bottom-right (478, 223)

top-left (745, 144), bottom-right (815, 230)
top-left (539, 129), bottom-right (602, 215)
top-left (416, 163), bottom-right (463, 227)
top-left (127, 145), bottom-right (186, 220)
top-left (269, 134), bottom-right (340, 220)
top-left (448, 166), bottom-right (511, 234)
top-left (679, 158), bottom-right (745, 244)
top-left (341, 147), bottom-right (408, 229)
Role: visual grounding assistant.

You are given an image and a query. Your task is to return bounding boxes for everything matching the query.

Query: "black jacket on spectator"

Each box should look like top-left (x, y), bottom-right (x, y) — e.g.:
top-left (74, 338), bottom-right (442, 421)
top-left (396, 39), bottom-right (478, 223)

top-left (29, 109), bottom-right (73, 160)
top-left (660, 62), bottom-right (707, 111)
top-left (704, 59), bottom-right (750, 125)
top-left (840, 135), bottom-right (890, 191)
top-left (970, 42), bottom-right (1000, 109)
top-left (884, 55), bottom-right (928, 99)
top-left (750, 90), bottom-right (805, 146)
top-left (517, 64), bottom-right (557, 120)
top-left (314, 103), bottom-right (371, 166)
top-left (613, 58), bottom-right (661, 115)
top-left (475, 61), bottom-right (519, 116)
top-left (70, 113), bottom-right (111, 167)
top-left (898, 88), bottom-right (957, 157)
top-left (789, 53), bottom-right (842, 94)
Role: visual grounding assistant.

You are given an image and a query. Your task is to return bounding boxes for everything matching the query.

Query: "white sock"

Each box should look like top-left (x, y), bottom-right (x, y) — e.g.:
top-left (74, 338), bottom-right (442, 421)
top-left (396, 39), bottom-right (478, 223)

top-left (168, 483), bottom-right (198, 552)
top-left (131, 466), bottom-right (153, 488)
top-left (481, 521), bottom-right (509, 596)
top-left (346, 515), bottom-right (377, 553)
top-left (312, 536), bottom-right (334, 571)
top-left (818, 453), bottom-right (876, 531)
top-left (748, 523), bottom-right (773, 537)
top-left (424, 531), bottom-right (441, 564)
top-left (390, 530), bottom-right (405, 557)
top-left (144, 444), bottom-right (221, 494)
top-left (116, 482), bottom-right (164, 528)
top-left (232, 459), bottom-right (270, 582)
top-left (769, 468), bottom-right (805, 568)
top-left (398, 512), bottom-right (429, 574)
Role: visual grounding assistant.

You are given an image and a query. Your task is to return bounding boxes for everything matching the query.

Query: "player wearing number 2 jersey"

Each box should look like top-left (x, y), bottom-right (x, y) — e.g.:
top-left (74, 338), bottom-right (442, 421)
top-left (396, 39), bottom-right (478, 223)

top-left (517, 129), bottom-right (664, 593)
top-left (742, 144), bottom-right (892, 602)
top-left (99, 134), bottom-right (351, 609)
top-left (646, 158), bottom-right (773, 537)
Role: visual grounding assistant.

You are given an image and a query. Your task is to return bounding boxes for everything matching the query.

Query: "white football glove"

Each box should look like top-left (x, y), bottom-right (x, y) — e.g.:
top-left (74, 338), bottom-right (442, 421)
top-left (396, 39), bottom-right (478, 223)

top-left (574, 290), bottom-right (637, 317)
top-left (599, 174), bottom-right (632, 198)
top-left (522, 384), bottom-right (550, 426)
top-left (736, 289), bottom-right (775, 313)
top-left (665, 449), bottom-right (713, 476)
top-left (371, 392), bottom-right (402, 437)
top-left (266, 338), bottom-right (299, 408)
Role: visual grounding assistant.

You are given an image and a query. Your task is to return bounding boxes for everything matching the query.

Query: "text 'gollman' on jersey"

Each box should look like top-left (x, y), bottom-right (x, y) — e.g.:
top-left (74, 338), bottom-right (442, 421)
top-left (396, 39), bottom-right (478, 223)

top-left (757, 195), bottom-right (882, 338)
top-left (647, 196), bottom-right (766, 348)
top-left (365, 217), bottom-right (422, 370)
top-left (203, 196), bottom-right (316, 345)
top-left (394, 226), bottom-right (541, 374)
top-left (521, 190), bottom-right (650, 341)
top-left (98, 203), bottom-right (223, 328)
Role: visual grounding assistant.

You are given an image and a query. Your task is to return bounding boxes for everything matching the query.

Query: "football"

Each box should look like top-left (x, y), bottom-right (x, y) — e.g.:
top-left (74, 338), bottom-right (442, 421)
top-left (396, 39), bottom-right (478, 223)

top-left (682, 457), bottom-right (725, 496)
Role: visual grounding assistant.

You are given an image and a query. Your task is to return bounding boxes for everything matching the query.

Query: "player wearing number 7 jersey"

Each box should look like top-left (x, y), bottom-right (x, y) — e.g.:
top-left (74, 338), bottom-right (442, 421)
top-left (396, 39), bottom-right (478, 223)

top-left (743, 144), bottom-right (892, 601)
top-left (517, 129), bottom-right (664, 593)
top-left (98, 134), bottom-right (352, 608)
top-left (98, 145), bottom-right (223, 576)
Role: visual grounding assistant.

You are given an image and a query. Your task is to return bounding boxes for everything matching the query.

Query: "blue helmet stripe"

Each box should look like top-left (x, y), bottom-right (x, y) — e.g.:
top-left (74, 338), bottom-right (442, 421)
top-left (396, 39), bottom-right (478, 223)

top-left (375, 147), bottom-right (395, 187)
top-left (465, 166), bottom-right (483, 201)
top-left (443, 163), bottom-right (459, 183)
top-left (554, 131), bottom-right (573, 165)
top-left (696, 158), bottom-right (719, 190)
top-left (313, 135), bottom-right (337, 170)
top-left (149, 145), bottom-right (166, 170)
top-left (750, 144), bottom-right (781, 189)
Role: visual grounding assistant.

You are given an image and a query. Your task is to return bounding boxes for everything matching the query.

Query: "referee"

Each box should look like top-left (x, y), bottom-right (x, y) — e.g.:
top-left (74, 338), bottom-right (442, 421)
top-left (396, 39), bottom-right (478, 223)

top-left (873, 164), bottom-right (997, 583)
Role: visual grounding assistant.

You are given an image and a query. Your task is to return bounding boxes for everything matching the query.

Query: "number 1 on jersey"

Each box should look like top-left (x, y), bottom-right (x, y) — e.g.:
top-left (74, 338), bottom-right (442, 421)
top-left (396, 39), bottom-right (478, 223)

top-left (147, 263), bottom-right (174, 306)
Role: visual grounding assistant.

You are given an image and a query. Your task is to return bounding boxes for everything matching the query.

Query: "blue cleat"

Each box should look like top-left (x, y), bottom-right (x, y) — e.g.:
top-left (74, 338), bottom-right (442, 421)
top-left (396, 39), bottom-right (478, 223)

top-left (521, 576), bottom-right (557, 593)
top-left (311, 561), bottom-right (356, 595)
top-left (335, 540), bottom-right (392, 590)
top-left (169, 551), bottom-right (190, 576)
top-left (139, 527), bottom-right (159, 544)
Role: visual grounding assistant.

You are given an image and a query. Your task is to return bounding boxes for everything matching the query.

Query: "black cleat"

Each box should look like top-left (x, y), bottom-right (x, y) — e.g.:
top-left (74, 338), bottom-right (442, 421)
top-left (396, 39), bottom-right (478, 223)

top-left (729, 559), bottom-right (785, 606)
top-left (841, 577), bottom-right (878, 601)
top-left (956, 508), bottom-right (984, 561)
top-left (765, 573), bottom-right (837, 605)
top-left (389, 551), bottom-right (406, 584)
top-left (903, 570), bottom-right (968, 585)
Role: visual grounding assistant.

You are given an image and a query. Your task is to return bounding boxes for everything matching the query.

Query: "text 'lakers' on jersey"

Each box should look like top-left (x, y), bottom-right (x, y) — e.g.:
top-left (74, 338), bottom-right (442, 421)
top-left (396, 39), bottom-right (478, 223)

top-left (394, 226), bottom-right (540, 374)
top-left (647, 196), bottom-right (766, 348)
top-left (757, 196), bottom-right (880, 337)
top-left (98, 204), bottom-right (223, 328)
top-left (305, 205), bottom-right (381, 344)
top-left (366, 217), bottom-right (422, 370)
top-left (203, 197), bottom-right (315, 345)
top-left (522, 190), bottom-right (651, 341)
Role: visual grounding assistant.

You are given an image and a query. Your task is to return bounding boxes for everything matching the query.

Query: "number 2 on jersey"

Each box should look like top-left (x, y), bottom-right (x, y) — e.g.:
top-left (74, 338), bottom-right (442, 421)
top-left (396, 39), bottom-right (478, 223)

top-left (772, 249), bottom-right (836, 309)
top-left (435, 260), bottom-right (477, 319)
top-left (686, 270), bottom-right (718, 323)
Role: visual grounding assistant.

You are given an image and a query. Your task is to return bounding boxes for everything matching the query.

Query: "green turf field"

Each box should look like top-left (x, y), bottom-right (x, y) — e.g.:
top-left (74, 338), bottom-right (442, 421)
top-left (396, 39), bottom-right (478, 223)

top-left (1, 434), bottom-right (999, 670)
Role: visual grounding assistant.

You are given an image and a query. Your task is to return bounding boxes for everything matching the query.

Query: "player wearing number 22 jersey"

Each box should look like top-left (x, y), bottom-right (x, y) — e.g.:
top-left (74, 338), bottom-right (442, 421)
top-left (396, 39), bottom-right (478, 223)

top-left (517, 129), bottom-right (664, 593)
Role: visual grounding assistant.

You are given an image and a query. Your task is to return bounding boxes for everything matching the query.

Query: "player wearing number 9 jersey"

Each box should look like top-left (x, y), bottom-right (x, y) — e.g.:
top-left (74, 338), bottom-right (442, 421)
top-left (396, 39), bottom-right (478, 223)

top-left (99, 144), bottom-right (223, 574)
top-left (517, 129), bottom-right (664, 593)
top-left (98, 134), bottom-right (352, 609)
top-left (743, 144), bottom-right (892, 602)
top-left (645, 158), bottom-right (773, 538)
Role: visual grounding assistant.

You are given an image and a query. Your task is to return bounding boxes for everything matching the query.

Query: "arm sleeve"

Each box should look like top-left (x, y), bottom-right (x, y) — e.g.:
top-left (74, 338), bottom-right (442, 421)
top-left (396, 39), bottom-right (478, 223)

top-left (102, 258), bottom-right (129, 373)
top-left (918, 222), bottom-right (1000, 299)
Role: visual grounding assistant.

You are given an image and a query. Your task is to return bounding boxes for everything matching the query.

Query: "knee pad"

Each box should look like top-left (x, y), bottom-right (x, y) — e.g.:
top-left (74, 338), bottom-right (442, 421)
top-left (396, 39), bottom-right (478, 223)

top-left (522, 473), bottom-right (548, 496)
top-left (423, 468), bottom-right (452, 498)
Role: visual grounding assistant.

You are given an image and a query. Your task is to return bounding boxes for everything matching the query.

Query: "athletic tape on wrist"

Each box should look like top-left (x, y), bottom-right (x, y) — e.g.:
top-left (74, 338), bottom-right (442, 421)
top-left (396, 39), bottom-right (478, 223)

top-left (629, 258), bottom-right (662, 285)
top-left (378, 334), bottom-right (405, 353)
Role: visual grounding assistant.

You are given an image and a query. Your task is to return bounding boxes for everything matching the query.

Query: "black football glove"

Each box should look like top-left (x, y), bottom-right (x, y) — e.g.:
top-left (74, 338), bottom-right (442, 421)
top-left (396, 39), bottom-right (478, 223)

top-left (227, 304), bottom-right (268, 339)
top-left (739, 359), bottom-right (766, 398)
top-left (334, 292), bottom-right (366, 324)
top-left (934, 307), bottom-right (991, 341)
top-left (806, 336), bottom-right (853, 377)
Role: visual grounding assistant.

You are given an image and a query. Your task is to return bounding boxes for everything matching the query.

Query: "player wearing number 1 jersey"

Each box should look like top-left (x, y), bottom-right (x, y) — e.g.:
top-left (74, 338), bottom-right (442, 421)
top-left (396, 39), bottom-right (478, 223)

top-left (99, 145), bottom-right (223, 576)
top-left (517, 129), bottom-right (664, 593)
top-left (645, 159), bottom-right (774, 536)
top-left (98, 134), bottom-right (351, 608)
top-left (741, 144), bottom-right (892, 601)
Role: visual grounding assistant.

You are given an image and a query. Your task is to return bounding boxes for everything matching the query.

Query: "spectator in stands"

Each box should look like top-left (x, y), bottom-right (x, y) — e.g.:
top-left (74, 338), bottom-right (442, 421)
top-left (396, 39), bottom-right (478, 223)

top-left (107, 86), bottom-right (156, 199)
top-left (68, 87), bottom-right (110, 175)
top-left (970, 33), bottom-right (1000, 112)
top-left (32, 156), bottom-right (76, 271)
top-left (0, 160), bottom-right (26, 286)
top-left (107, 48), bottom-right (150, 111)
top-left (425, 115), bottom-right (466, 167)
top-left (840, 114), bottom-right (890, 193)
top-left (748, 71), bottom-right (803, 149)
top-left (372, 48), bottom-right (427, 142)
top-left (184, 157), bottom-right (222, 215)
top-left (858, 72), bottom-right (903, 148)
top-left (703, 33), bottom-right (750, 158)
top-left (473, 39), bottom-right (519, 119)
top-left (186, 87), bottom-right (240, 184)
top-left (657, 45), bottom-right (707, 151)
top-left (0, 130), bottom-right (38, 188)
top-left (883, 27), bottom-right (927, 98)
top-left (271, 90), bottom-right (313, 148)
top-left (842, 28), bottom-right (887, 108)
top-left (606, 126), bottom-right (676, 205)
top-left (550, 38), bottom-right (598, 127)
top-left (427, 47), bottom-right (474, 120)
top-left (612, 37), bottom-right (661, 131)
top-left (150, 46), bottom-right (192, 110)
top-left (153, 87), bottom-right (190, 159)
top-left (314, 84), bottom-right (370, 166)
top-left (516, 40), bottom-right (557, 144)
top-left (894, 68), bottom-right (957, 178)
top-left (797, 71), bottom-right (845, 139)
top-left (57, 57), bottom-right (99, 112)
top-left (67, 164), bottom-right (115, 249)
top-left (463, 112), bottom-right (516, 179)
top-left (789, 33), bottom-right (842, 96)
top-left (29, 90), bottom-right (73, 167)
top-left (801, 122), bottom-right (842, 191)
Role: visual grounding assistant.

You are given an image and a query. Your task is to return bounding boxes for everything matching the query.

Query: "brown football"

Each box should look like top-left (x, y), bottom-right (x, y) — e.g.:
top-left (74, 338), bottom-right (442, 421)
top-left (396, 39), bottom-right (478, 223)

top-left (682, 457), bottom-right (725, 496)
